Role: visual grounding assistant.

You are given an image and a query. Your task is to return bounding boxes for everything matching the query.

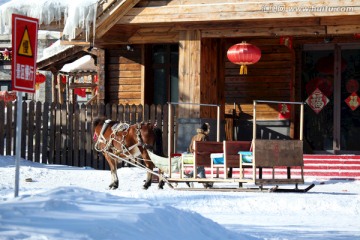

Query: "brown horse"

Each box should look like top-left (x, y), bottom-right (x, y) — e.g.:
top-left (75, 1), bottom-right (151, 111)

top-left (93, 117), bottom-right (165, 190)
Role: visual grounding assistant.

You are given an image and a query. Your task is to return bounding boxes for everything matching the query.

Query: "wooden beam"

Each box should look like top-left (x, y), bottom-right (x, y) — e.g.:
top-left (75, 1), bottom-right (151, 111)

top-left (60, 40), bottom-right (91, 46)
top-left (69, 83), bottom-right (97, 89)
top-left (327, 25), bottom-right (360, 34)
top-left (38, 18), bottom-right (65, 31)
top-left (37, 46), bottom-right (89, 71)
top-left (117, 0), bottom-right (360, 24)
top-left (202, 26), bottom-right (326, 38)
top-left (320, 15), bottom-right (360, 25)
top-left (96, 0), bottom-right (142, 39)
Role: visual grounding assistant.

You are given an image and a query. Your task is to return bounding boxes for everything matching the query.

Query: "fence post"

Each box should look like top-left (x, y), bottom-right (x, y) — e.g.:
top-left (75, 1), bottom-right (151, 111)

top-left (41, 101), bottom-right (50, 164)
top-left (0, 101), bottom-right (4, 155)
top-left (136, 104), bottom-right (143, 123)
top-left (73, 103), bottom-right (80, 167)
top-left (54, 102), bottom-right (61, 164)
top-left (27, 101), bottom-right (35, 162)
top-left (68, 103), bottom-right (74, 166)
top-left (48, 102), bottom-right (56, 164)
top-left (60, 103), bottom-right (67, 165)
top-left (86, 104), bottom-right (93, 167)
top-left (162, 104), bottom-right (169, 156)
top-left (79, 104), bottom-right (86, 167)
top-left (5, 102), bottom-right (13, 155)
top-left (34, 101), bottom-right (42, 163)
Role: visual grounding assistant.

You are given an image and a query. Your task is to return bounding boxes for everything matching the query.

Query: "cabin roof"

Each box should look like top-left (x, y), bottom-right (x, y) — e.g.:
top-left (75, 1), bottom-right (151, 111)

top-left (37, 45), bottom-right (94, 71)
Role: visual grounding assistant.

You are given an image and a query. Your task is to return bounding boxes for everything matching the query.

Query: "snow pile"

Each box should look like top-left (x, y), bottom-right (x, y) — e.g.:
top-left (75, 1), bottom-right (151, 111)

top-left (0, 187), bottom-right (239, 240)
top-left (0, 0), bottom-right (97, 40)
top-left (60, 54), bottom-right (97, 73)
top-left (38, 39), bottom-right (73, 62)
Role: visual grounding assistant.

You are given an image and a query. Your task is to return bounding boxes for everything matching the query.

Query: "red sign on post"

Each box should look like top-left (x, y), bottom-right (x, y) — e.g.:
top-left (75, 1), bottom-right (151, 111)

top-left (11, 14), bottom-right (38, 93)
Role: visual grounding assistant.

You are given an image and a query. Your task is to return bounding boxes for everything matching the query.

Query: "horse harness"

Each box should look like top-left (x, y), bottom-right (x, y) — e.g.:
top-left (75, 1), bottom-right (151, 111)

top-left (94, 120), bottom-right (149, 161)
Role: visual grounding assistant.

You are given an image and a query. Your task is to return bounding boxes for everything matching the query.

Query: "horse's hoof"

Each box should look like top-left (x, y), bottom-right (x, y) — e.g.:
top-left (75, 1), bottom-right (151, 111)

top-left (108, 184), bottom-right (118, 190)
top-left (143, 185), bottom-right (149, 190)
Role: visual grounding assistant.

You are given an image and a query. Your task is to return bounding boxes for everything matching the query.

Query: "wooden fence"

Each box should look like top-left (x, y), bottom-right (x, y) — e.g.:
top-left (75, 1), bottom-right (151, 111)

top-left (0, 101), bottom-right (169, 170)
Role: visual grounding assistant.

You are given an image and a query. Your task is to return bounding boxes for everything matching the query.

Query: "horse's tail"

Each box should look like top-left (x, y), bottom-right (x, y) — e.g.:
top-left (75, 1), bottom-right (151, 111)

top-left (153, 127), bottom-right (164, 157)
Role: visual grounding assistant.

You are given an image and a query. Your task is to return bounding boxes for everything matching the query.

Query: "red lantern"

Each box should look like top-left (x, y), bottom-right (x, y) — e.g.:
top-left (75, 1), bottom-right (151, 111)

top-left (315, 54), bottom-right (347, 74)
top-left (227, 41), bottom-right (261, 75)
top-left (306, 77), bottom-right (333, 97)
top-left (35, 72), bottom-right (46, 84)
top-left (61, 75), bottom-right (67, 84)
top-left (346, 79), bottom-right (359, 93)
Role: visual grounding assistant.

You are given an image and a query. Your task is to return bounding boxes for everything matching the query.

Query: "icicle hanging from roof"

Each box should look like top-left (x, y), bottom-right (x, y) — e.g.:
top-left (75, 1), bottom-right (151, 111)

top-left (0, 0), bottom-right (98, 41)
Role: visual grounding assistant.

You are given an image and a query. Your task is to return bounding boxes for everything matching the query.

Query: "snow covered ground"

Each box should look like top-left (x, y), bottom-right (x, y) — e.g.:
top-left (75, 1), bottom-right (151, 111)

top-left (1, 155), bottom-right (360, 240)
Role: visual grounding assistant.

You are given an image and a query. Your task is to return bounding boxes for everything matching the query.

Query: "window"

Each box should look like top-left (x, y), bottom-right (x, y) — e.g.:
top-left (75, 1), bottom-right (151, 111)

top-left (146, 44), bottom-right (179, 105)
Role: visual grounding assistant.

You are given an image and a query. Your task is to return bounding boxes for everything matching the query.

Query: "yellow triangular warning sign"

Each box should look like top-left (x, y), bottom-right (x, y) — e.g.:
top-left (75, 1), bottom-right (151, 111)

top-left (18, 27), bottom-right (33, 57)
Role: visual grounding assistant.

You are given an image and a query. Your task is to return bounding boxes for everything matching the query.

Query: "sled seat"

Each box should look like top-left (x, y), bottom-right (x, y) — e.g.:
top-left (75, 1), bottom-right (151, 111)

top-left (186, 141), bottom-right (223, 178)
top-left (211, 141), bottom-right (252, 179)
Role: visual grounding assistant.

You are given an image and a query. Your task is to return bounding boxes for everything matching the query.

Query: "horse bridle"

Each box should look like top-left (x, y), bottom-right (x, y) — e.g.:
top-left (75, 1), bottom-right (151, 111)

top-left (94, 121), bottom-right (152, 162)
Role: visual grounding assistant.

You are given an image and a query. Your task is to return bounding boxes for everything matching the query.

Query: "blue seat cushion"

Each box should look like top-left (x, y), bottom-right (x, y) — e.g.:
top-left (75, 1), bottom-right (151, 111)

top-left (211, 153), bottom-right (224, 164)
top-left (238, 151), bottom-right (253, 163)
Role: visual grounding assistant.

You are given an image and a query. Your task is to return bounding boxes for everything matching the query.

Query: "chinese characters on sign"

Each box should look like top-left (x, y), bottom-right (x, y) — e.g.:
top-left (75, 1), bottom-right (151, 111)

top-left (305, 88), bottom-right (329, 114)
top-left (16, 63), bottom-right (34, 81)
top-left (278, 103), bottom-right (291, 119)
top-left (345, 92), bottom-right (360, 111)
top-left (11, 14), bottom-right (38, 93)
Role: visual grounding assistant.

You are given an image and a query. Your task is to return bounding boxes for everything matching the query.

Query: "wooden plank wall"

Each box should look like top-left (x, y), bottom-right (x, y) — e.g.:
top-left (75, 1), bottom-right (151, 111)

top-left (200, 38), bottom-right (224, 119)
top-left (124, 0), bottom-right (360, 24)
top-left (224, 38), bottom-right (295, 120)
top-left (105, 45), bottom-right (143, 104)
top-left (0, 101), bottom-right (169, 170)
top-left (178, 30), bottom-right (201, 118)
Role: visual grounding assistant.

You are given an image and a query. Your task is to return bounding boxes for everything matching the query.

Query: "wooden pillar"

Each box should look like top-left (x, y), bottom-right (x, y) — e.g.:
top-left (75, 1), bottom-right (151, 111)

top-left (96, 48), bottom-right (105, 104)
top-left (178, 30), bottom-right (201, 118)
top-left (333, 44), bottom-right (341, 151)
top-left (58, 75), bottom-right (64, 104)
top-left (200, 38), bottom-right (224, 119)
top-left (50, 69), bottom-right (58, 103)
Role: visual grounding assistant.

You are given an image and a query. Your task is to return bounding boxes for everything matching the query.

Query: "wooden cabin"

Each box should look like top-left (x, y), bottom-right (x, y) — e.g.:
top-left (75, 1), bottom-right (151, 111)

top-left (33, 0), bottom-right (360, 154)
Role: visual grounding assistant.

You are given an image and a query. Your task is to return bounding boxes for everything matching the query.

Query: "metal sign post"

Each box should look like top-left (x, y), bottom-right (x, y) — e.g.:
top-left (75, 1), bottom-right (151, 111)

top-left (11, 14), bottom-right (38, 197)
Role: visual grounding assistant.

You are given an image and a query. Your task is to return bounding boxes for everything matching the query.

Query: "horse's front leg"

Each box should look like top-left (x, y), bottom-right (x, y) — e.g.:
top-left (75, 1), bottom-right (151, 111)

top-left (104, 153), bottom-right (119, 190)
top-left (109, 168), bottom-right (119, 190)
top-left (156, 169), bottom-right (165, 189)
top-left (143, 171), bottom-right (152, 190)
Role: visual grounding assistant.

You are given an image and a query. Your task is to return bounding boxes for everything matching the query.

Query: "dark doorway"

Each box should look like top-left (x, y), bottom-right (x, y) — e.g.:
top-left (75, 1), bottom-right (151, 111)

top-left (145, 44), bottom-right (179, 105)
top-left (302, 44), bottom-right (360, 153)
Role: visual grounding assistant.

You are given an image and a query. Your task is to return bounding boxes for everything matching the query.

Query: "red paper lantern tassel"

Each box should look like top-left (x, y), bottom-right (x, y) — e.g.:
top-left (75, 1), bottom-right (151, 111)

top-left (240, 65), bottom-right (247, 75)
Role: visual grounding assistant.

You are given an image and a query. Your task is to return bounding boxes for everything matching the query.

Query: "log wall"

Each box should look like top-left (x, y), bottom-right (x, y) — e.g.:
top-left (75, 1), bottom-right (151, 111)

top-left (224, 38), bottom-right (295, 120)
top-left (105, 45), bottom-right (143, 104)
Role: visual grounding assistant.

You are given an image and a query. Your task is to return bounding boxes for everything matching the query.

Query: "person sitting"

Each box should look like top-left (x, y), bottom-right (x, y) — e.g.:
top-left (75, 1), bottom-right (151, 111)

top-left (186, 122), bottom-right (210, 179)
